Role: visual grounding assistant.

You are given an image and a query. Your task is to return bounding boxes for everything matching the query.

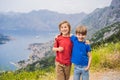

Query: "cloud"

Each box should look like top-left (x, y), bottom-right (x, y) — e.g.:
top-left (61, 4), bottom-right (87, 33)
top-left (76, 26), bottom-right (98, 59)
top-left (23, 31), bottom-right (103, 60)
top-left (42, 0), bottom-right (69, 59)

top-left (0, 0), bottom-right (112, 14)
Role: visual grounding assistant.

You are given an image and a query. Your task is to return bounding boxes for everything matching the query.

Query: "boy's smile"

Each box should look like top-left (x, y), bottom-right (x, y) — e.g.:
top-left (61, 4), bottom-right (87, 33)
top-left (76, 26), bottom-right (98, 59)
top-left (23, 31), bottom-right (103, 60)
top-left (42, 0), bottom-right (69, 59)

top-left (76, 33), bottom-right (86, 41)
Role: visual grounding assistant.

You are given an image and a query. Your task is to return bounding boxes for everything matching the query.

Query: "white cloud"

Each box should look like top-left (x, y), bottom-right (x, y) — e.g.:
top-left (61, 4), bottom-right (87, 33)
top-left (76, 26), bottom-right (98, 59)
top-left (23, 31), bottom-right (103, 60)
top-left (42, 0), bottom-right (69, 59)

top-left (0, 0), bottom-right (112, 14)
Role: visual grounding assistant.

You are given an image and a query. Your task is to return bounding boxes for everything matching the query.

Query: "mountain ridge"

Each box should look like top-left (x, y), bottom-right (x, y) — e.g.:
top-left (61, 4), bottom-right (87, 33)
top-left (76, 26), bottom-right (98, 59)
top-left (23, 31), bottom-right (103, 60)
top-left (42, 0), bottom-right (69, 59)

top-left (0, 0), bottom-right (120, 39)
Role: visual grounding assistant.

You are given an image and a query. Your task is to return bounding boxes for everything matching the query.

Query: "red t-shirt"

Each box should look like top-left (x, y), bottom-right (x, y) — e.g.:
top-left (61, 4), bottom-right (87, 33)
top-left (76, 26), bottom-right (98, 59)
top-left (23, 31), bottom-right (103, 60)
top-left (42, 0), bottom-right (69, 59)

top-left (53, 35), bottom-right (73, 66)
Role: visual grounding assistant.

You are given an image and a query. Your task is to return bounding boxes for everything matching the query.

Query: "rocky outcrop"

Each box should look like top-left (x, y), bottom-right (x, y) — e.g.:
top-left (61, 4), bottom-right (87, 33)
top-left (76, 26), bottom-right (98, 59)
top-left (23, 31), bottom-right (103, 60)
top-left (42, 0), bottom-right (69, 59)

top-left (90, 22), bottom-right (120, 43)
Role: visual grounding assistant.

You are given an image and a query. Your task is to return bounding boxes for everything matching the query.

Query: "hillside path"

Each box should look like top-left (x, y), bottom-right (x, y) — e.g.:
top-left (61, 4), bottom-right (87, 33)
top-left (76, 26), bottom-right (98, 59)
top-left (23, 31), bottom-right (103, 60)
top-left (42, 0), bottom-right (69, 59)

top-left (69, 70), bottom-right (120, 80)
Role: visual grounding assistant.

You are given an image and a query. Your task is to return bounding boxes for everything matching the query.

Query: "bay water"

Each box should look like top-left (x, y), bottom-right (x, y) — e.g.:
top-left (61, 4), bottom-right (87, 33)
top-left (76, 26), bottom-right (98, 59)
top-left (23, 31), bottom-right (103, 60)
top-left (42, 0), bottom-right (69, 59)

top-left (0, 34), bottom-right (53, 71)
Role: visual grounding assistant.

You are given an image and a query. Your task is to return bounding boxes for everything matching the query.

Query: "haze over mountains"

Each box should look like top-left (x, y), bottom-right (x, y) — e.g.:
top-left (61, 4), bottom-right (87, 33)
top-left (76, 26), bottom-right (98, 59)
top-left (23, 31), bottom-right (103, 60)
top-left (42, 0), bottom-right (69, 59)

top-left (0, 0), bottom-right (119, 38)
top-left (0, 10), bottom-right (86, 36)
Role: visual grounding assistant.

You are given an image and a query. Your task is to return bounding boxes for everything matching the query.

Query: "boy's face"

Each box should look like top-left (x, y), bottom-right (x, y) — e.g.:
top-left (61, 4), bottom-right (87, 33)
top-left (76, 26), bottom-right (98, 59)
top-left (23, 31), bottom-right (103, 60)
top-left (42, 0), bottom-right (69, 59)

top-left (60, 23), bottom-right (69, 36)
top-left (76, 33), bottom-right (86, 41)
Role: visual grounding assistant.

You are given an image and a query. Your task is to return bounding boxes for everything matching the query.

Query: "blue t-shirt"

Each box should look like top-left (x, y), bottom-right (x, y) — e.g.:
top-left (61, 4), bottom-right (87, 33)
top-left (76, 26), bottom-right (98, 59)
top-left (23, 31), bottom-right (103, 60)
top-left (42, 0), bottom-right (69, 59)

top-left (71, 35), bottom-right (91, 66)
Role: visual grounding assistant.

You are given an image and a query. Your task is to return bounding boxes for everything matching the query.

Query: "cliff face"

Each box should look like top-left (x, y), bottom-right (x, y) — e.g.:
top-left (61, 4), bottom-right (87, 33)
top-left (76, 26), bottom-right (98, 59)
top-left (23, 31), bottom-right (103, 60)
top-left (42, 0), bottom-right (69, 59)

top-left (81, 0), bottom-right (120, 37)
top-left (110, 0), bottom-right (120, 8)
top-left (90, 22), bottom-right (120, 43)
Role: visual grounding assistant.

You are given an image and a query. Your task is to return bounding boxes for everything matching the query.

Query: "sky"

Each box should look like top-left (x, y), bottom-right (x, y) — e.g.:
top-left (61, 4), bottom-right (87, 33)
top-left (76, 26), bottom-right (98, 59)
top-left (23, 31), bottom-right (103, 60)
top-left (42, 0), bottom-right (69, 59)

top-left (0, 0), bottom-right (112, 14)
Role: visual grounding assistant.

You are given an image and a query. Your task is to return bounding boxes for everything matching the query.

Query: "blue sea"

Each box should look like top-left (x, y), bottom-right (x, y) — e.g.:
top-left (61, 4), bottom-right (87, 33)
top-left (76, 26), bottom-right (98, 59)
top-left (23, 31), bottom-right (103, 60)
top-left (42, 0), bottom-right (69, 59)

top-left (0, 34), bottom-right (54, 71)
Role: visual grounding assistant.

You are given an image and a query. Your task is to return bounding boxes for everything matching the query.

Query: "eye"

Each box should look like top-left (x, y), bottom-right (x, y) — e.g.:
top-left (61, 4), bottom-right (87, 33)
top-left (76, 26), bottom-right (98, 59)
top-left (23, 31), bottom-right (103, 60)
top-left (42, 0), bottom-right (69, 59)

top-left (64, 26), bottom-right (67, 28)
top-left (61, 26), bottom-right (64, 29)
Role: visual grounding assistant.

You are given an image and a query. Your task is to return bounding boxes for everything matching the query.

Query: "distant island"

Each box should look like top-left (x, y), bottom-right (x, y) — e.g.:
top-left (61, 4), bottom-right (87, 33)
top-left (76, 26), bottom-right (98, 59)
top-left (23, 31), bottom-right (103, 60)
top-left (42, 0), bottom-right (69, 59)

top-left (0, 34), bottom-right (11, 44)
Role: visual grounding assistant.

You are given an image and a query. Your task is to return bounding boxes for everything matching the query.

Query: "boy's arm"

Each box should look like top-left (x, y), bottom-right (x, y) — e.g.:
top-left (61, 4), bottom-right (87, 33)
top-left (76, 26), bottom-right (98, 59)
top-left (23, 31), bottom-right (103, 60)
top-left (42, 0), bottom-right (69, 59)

top-left (85, 52), bottom-right (92, 70)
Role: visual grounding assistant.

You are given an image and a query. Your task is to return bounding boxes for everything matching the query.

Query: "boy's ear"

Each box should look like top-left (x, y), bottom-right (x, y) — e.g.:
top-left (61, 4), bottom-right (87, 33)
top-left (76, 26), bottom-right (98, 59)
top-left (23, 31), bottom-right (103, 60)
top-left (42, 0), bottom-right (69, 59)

top-left (85, 40), bottom-right (90, 44)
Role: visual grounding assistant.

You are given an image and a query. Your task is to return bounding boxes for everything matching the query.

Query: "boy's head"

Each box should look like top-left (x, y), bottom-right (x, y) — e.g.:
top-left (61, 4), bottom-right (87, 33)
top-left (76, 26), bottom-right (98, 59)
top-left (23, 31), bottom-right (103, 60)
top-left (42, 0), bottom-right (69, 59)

top-left (59, 21), bottom-right (71, 35)
top-left (75, 25), bottom-right (87, 41)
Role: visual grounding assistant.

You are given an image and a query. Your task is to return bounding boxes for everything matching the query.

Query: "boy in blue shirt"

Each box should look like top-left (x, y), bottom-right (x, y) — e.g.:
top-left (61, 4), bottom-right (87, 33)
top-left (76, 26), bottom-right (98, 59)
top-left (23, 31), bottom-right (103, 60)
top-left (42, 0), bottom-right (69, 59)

top-left (71, 26), bottom-right (92, 80)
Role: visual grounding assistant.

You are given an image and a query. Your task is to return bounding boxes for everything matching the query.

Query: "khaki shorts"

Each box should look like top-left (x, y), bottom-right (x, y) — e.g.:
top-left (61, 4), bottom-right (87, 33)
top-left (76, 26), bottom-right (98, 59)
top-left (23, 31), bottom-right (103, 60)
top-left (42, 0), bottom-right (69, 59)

top-left (55, 61), bottom-right (71, 80)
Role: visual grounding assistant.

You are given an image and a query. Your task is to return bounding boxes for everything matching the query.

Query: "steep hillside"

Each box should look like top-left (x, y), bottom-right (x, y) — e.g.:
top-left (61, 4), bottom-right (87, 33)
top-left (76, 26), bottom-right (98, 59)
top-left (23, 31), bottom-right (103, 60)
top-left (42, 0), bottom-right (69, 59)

top-left (90, 22), bottom-right (120, 47)
top-left (81, 0), bottom-right (120, 36)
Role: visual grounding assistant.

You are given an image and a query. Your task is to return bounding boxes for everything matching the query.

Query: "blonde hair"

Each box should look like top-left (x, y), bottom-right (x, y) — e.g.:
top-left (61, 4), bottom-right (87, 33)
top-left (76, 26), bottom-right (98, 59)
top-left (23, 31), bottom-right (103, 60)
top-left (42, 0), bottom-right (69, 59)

top-left (75, 25), bottom-right (87, 35)
top-left (59, 21), bottom-right (71, 35)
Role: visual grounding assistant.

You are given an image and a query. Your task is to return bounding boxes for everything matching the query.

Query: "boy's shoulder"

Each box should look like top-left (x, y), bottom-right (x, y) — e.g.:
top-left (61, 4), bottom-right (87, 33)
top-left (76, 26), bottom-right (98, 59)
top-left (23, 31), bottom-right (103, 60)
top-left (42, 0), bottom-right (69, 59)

top-left (70, 34), bottom-right (76, 38)
top-left (70, 34), bottom-right (77, 41)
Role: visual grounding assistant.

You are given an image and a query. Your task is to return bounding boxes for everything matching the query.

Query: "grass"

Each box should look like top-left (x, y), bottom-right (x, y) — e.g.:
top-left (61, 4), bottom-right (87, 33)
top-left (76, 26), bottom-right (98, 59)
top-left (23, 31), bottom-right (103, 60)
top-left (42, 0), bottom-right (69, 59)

top-left (91, 42), bottom-right (120, 71)
top-left (0, 42), bottom-right (120, 80)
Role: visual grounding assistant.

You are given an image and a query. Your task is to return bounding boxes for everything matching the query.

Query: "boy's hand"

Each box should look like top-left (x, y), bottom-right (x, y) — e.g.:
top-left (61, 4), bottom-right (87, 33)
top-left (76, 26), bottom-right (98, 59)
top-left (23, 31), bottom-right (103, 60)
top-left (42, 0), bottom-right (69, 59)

top-left (84, 66), bottom-right (89, 71)
top-left (85, 40), bottom-right (90, 44)
top-left (58, 47), bottom-right (64, 52)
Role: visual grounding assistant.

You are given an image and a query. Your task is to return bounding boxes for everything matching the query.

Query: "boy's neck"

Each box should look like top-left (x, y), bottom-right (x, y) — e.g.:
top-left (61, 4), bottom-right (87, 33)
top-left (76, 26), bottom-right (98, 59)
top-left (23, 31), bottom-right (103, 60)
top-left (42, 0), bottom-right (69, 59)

top-left (78, 39), bottom-right (84, 42)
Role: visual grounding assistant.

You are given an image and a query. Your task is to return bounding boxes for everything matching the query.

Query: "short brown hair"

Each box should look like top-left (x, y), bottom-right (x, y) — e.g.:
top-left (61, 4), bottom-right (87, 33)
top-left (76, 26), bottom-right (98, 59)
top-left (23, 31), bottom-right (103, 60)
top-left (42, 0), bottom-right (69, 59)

top-left (59, 21), bottom-right (71, 34)
top-left (75, 25), bottom-right (87, 35)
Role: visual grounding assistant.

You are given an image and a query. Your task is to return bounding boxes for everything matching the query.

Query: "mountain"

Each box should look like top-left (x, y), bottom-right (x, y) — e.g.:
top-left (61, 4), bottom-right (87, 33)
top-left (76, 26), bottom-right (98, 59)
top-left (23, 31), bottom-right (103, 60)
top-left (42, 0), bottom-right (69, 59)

top-left (2, 0), bottom-right (119, 69)
top-left (90, 22), bottom-right (120, 47)
top-left (0, 0), bottom-right (119, 39)
top-left (0, 10), bottom-right (87, 36)
top-left (110, 0), bottom-right (120, 9)
top-left (81, 0), bottom-right (120, 37)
